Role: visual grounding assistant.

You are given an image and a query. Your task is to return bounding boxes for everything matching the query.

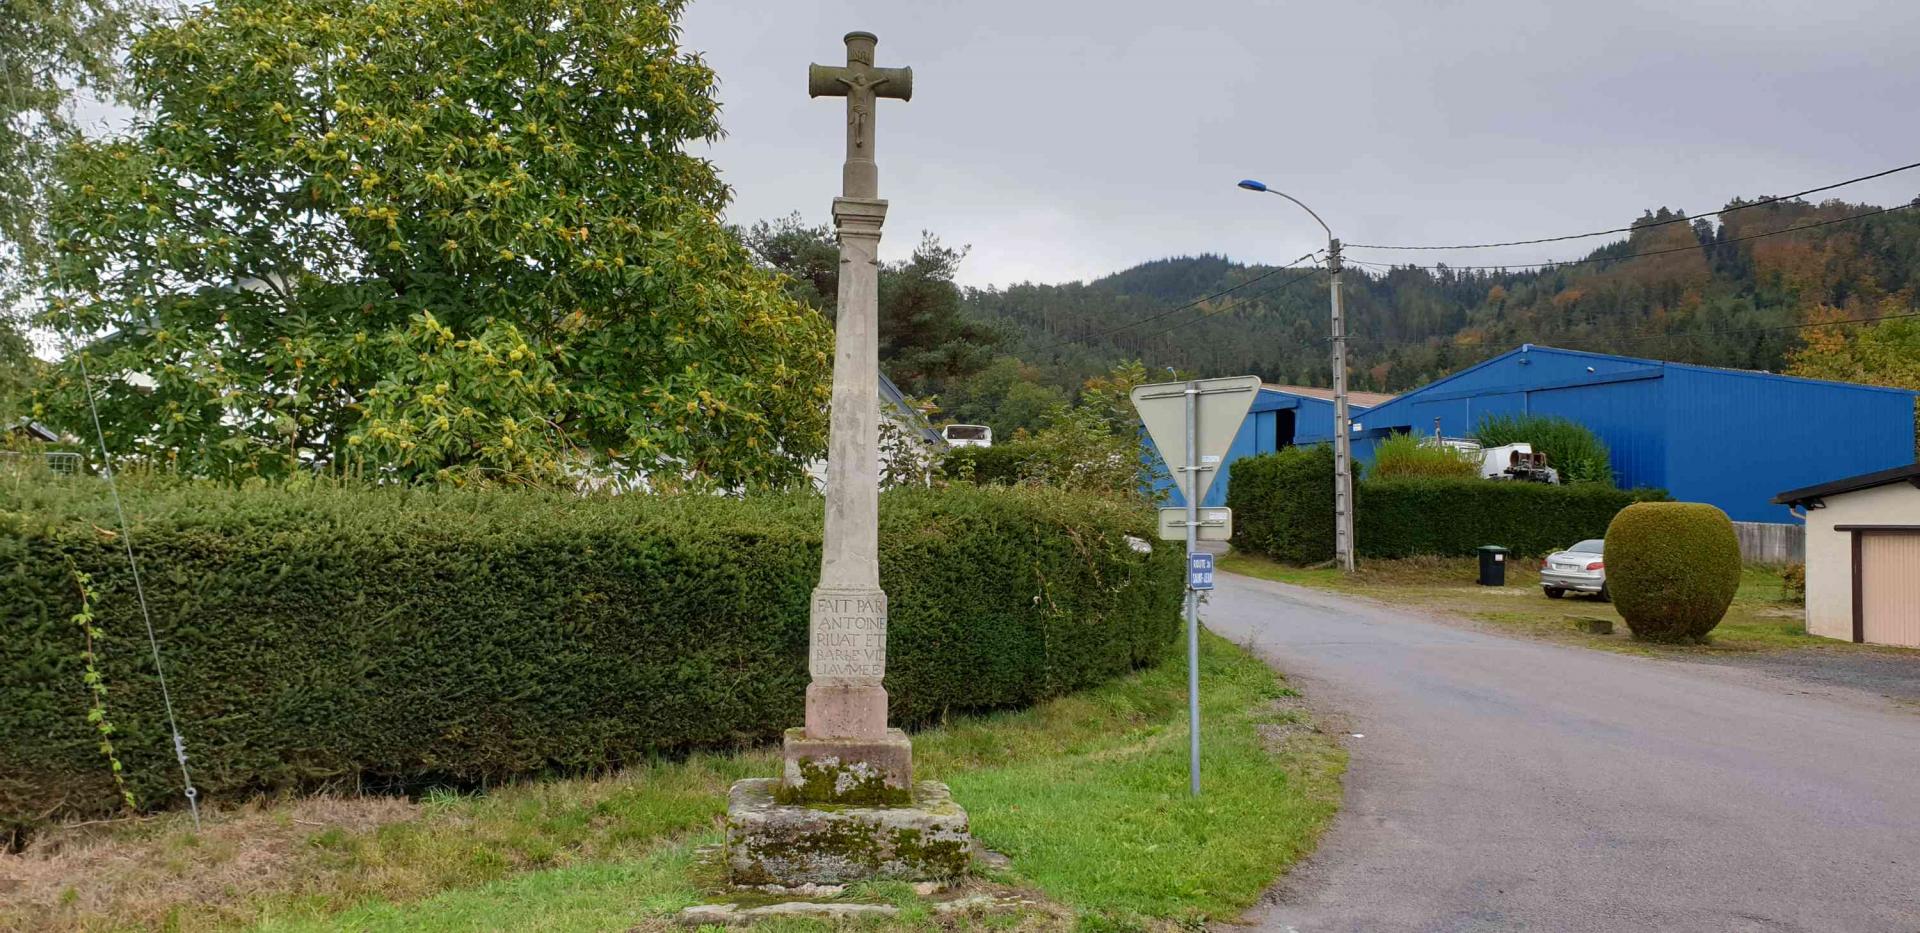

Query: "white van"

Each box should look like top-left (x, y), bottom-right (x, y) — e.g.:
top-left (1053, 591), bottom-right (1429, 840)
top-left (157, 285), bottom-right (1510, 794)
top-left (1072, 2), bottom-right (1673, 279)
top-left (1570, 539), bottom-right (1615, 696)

top-left (941, 424), bottom-right (992, 448)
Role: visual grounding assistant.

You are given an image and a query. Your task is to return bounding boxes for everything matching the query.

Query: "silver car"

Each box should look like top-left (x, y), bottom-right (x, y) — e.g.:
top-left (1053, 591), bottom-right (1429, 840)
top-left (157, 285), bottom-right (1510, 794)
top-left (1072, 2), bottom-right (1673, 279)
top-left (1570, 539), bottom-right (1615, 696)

top-left (1541, 538), bottom-right (1608, 600)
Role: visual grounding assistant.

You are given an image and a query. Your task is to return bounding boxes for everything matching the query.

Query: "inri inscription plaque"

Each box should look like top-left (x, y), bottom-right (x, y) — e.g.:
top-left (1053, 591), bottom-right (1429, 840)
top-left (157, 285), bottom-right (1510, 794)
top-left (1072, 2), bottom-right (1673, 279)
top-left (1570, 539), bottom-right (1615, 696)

top-left (810, 591), bottom-right (887, 680)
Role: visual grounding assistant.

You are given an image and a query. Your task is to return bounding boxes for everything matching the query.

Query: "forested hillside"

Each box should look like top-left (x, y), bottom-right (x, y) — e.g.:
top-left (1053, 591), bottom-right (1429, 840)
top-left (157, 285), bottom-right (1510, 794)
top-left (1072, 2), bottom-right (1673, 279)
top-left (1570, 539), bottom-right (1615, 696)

top-left (967, 196), bottom-right (1920, 394)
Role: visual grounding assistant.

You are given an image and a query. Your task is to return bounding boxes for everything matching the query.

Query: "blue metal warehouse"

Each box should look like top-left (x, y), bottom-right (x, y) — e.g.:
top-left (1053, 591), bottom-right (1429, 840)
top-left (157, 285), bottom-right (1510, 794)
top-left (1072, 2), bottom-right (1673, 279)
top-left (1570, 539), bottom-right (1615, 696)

top-left (1148, 345), bottom-right (1917, 522)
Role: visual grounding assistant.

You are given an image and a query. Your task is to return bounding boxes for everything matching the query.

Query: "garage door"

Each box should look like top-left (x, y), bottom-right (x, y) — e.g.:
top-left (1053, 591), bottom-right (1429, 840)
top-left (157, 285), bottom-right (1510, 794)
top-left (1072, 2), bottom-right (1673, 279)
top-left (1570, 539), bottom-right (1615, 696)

top-left (1860, 532), bottom-right (1920, 648)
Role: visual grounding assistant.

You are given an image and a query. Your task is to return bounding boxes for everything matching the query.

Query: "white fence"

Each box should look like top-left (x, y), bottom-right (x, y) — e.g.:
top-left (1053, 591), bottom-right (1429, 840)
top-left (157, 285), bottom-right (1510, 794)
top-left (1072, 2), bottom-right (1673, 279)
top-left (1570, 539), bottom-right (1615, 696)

top-left (1733, 521), bottom-right (1804, 564)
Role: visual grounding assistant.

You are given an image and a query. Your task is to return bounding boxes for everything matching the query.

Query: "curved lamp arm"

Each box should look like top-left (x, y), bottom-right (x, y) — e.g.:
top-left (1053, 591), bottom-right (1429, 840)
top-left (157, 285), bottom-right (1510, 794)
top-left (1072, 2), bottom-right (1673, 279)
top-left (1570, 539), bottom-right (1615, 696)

top-left (1236, 178), bottom-right (1333, 241)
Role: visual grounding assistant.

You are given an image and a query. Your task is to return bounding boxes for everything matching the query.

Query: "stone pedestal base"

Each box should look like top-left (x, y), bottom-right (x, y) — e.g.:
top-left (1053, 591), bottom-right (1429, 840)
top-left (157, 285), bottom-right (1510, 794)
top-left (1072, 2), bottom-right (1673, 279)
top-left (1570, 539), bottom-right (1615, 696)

top-left (726, 778), bottom-right (971, 886)
top-left (781, 727), bottom-right (912, 805)
top-left (805, 682), bottom-right (888, 738)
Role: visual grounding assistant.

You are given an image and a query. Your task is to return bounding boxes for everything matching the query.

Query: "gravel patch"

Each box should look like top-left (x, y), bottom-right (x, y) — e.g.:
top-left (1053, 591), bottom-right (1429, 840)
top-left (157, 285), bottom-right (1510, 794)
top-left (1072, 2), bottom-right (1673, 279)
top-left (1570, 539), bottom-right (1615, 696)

top-left (1686, 646), bottom-right (1920, 705)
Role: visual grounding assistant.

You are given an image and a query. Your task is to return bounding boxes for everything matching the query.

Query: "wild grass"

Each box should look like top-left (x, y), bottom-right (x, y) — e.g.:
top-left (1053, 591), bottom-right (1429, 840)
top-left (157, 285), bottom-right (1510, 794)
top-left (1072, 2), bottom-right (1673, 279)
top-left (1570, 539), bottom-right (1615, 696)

top-left (1364, 433), bottom-right (1479, 480)
top-left (2, 635), bottom-right (1341, 933)
top-left (1218, 552), bottom-right (1847, 655)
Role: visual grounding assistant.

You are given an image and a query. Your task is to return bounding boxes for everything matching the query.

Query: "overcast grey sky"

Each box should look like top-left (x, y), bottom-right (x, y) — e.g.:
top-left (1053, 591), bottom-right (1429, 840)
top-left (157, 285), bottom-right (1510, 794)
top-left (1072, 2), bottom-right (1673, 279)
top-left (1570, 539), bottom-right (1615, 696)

top-left (679, 0), bottom-right (1920, 288)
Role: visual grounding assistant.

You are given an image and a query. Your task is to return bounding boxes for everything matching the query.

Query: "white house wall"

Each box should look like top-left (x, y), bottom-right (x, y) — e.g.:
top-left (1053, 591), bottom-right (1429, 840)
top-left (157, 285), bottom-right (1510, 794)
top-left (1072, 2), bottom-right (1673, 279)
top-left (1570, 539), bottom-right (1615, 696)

top-left (1803, 482), bottom-right (1920, 642)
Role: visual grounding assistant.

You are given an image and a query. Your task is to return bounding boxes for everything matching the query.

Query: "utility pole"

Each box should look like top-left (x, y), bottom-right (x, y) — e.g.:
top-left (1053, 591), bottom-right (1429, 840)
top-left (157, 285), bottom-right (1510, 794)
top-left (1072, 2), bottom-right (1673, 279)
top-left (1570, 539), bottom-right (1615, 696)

top-left (1182, 379), bottom-right (1201, 796)
top-left (1236, 178), bottom-right (1356, 571)
top-left (1328, 238), bottom-right (1355, 571)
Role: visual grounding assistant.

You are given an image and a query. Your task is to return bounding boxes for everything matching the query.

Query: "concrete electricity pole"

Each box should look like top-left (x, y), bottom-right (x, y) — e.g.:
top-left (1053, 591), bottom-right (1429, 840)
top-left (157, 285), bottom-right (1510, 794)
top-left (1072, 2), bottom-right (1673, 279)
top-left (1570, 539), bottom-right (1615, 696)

top-left (1326, 238), bottom-right (1354, 572)
top-left (1237, 179), bottom-right (1356, 571)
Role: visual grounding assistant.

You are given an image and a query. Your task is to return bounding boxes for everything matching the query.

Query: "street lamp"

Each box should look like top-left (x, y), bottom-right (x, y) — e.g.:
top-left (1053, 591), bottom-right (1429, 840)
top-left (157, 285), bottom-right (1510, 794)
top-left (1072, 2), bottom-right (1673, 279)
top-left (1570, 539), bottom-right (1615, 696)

top-left (1237, 178), bottom-right (1355, 572)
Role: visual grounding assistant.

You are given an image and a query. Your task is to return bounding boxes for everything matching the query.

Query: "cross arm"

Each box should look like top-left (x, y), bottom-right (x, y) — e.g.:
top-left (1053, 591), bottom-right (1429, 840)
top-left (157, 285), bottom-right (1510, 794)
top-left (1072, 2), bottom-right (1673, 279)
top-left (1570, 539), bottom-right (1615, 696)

top-left (808, 63), bottom-right (914, 101)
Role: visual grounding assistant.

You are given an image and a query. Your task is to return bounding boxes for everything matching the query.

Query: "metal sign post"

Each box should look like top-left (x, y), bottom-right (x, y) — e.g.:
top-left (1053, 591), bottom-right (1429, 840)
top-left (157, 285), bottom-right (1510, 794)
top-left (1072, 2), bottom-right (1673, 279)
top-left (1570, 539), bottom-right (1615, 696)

top-left (1131, 375), bottom-right (1260, 796)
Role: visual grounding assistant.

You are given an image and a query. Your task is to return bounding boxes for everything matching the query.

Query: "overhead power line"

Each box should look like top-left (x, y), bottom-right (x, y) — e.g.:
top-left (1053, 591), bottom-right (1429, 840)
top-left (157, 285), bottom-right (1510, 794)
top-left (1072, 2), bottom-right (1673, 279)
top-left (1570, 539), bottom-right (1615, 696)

top-left (1028, 250), bottom-right (1320, 352)
top-left (1606, 309), bottom-right (1920, 345)
top-left (1342, 202), bottom-right (1917, 274)
top-left (1347, 158), bottom-right (1920, 251)
top-left (1349, 309), bottom-right (1920, 354)
top-left (1133, 262), bottom-right (1327, 344)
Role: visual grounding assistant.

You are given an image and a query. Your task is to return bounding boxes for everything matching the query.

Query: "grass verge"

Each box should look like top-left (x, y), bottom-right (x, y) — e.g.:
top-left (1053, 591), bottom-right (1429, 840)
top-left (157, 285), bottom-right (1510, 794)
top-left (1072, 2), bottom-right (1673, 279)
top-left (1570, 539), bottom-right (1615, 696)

top-left (1, 634), bottom-right (1341, 932)
top-left (1217, 552), bottom-right (1864, 655)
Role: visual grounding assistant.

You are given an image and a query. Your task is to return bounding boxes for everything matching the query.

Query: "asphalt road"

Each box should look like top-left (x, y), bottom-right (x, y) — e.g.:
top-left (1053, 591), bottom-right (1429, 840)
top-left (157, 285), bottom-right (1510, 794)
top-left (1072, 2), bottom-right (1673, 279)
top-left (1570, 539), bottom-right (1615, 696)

top-left (1205, 571), bottom-right (1920, 933)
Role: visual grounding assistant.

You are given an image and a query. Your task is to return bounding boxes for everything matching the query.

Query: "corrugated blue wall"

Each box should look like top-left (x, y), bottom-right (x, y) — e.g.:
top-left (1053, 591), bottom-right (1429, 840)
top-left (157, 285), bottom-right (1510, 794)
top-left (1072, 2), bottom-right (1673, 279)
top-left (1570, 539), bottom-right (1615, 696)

top-left (1662, 365), bottom-right (1915, 521)
top-left (1528, 377), bottom-right (1667, 491)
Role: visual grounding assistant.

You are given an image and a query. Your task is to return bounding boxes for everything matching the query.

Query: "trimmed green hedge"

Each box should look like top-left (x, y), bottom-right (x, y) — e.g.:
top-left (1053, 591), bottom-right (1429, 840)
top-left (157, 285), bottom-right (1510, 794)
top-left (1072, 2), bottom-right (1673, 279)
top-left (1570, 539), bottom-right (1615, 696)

top-left (1228, 445), bottom-right (1666, 562)
top-left (2, 481), bottom-right (1180, 827)
top-left (1605, 502), bottom-right (1741, 642)
top-left (1227, 445), bottom-right (1335, 564)
top-left (1357, 479), bottom-right (1668, 559)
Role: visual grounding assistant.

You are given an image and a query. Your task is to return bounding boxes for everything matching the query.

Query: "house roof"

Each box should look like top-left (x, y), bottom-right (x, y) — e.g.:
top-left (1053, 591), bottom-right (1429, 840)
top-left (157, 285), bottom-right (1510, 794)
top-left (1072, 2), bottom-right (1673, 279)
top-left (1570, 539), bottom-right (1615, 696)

top-left (4, 419), bottom-right (59, 442)
top-left (1263, 384), bottom-right (1396, 408)
top-left (1773, 462), bottom-right (1920, 507)
top-left (877, 373), bottom-right (945, 448)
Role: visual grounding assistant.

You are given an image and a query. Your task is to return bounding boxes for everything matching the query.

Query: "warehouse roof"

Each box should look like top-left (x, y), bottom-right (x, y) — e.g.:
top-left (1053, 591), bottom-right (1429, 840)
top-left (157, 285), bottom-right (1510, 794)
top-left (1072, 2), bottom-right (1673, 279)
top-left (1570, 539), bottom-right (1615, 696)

top-left (1263, 383), bottom-right (1397, 408)
top-left (1773, 463), bottom-right (1920, 508)
top-left (1430, 344), bottom-right (1918, 397)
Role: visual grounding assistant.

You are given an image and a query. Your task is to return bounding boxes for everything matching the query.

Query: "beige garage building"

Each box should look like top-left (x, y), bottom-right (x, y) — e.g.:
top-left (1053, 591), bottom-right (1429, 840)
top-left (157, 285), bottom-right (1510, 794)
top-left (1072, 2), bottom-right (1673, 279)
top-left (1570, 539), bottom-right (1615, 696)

top-left (1776, 464), bottom-right (1920, 648)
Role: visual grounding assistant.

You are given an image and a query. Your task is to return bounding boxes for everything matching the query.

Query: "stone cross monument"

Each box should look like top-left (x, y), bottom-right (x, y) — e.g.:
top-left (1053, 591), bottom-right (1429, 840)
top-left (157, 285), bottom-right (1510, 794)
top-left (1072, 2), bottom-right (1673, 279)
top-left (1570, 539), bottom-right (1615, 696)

top-left (780, 30), bottom-right (915, 798)
top-left (724, 32), bottom-right (968, 890)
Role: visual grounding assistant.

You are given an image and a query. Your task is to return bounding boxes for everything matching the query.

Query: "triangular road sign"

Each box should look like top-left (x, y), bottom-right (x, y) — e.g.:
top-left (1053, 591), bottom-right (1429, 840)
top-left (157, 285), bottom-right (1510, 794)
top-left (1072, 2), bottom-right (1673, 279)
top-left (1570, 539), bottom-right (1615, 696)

top-left (1131, 375), bottom-right (1262, 506)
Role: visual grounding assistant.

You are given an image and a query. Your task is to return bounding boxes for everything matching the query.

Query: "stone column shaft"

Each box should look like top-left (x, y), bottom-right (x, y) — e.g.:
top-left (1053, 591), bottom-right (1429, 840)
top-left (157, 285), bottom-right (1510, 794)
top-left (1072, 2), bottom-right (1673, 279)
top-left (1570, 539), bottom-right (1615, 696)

top-left (819, 196), bottom-right (887, 590)
top-left (804, 196), bottom-right (891, 743)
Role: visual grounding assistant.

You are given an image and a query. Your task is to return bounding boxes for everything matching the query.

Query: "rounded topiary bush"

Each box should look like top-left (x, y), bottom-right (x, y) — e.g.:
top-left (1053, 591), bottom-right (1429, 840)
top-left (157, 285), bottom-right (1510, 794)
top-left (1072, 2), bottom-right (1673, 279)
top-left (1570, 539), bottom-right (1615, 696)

top-left (1604, 502), bottom-right (1741, 643)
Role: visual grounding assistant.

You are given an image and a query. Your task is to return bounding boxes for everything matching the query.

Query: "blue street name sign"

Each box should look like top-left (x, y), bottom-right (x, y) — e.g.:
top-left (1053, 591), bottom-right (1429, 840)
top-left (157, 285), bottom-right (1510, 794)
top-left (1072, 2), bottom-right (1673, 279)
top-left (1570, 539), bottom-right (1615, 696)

top-left (1188, 552), bottom-right (1215, 591)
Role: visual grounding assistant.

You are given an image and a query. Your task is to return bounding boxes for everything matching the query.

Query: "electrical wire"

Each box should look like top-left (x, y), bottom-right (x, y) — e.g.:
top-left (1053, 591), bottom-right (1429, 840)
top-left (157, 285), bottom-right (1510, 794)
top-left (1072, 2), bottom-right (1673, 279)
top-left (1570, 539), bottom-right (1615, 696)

top-left (72, 348), bottom-right (202, 828)
top-left (1025, 250), bottom-right (1320, 353)
top-left (1593, 310), bottom-right (1920, 345)
top-left (1347, 158), bottom-right (1920, 251)
top-left (1348, 309), bottom-right (1920, 354)
top-left (3, 66), bottom-right (202, 828)
top-left (1342, 202), bottom-right (1917, 273)
top-left (1131, 262), bottom-right (1327, 344)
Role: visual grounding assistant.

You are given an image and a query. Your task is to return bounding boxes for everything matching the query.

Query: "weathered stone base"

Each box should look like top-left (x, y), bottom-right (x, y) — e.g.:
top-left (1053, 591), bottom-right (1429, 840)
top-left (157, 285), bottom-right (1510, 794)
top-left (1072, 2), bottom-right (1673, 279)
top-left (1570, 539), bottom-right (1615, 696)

top-left (805, 681), bottom-right (888, 738)
top-left (678, 894), bottom-right (1018, 926)
top-left (780, 726), bottom-right (912, 805)
top-left (726, 778), bottom-right (971, 886)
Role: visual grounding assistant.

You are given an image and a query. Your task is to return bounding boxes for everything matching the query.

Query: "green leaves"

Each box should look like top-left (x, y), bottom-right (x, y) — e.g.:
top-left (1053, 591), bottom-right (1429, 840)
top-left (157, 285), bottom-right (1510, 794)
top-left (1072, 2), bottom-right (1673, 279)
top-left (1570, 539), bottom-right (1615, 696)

top-left (35, 0), bottom-right (830, 487)
top-left (64, 564), bottom-right (137, 814)
top-left (6, 479), bottom-right (1180, 822)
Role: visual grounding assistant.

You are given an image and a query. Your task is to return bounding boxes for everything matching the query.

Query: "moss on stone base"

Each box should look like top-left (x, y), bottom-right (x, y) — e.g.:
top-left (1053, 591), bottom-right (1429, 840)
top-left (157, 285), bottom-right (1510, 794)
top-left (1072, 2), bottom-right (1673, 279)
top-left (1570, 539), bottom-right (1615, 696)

top-left (726, 779), bottom-right (972, 886)
top-left (775, 757), bottom-right (912, 806)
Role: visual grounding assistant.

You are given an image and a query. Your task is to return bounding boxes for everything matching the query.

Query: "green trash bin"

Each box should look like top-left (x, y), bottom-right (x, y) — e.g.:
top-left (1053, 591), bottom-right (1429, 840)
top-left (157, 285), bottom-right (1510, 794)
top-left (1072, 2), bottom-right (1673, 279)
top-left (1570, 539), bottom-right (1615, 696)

top-left (1477, 545), bottom-right (1509, 586)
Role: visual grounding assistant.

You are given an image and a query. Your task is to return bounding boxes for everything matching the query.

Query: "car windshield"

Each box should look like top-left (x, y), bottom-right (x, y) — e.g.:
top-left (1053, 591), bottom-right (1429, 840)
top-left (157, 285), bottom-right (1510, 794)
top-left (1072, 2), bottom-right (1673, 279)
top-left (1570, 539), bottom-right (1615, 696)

top-left (1568, 539), bottom-right (1604, 554)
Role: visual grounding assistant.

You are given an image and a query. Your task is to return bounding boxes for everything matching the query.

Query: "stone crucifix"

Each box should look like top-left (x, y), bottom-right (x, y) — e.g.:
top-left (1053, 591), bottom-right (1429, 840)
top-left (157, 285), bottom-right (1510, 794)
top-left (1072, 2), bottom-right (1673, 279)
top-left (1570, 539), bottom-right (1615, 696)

top-left (785, 32), bottom-right (915, 802)
top-left (808, 31), bottom-right (913, 200)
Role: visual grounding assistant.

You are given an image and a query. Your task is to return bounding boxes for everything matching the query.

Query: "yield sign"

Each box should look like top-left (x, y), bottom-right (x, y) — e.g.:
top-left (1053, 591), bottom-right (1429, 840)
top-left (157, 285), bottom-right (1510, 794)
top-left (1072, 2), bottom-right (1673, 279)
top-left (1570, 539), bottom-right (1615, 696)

top-left (1130, 375), bottom-right (1262, 506)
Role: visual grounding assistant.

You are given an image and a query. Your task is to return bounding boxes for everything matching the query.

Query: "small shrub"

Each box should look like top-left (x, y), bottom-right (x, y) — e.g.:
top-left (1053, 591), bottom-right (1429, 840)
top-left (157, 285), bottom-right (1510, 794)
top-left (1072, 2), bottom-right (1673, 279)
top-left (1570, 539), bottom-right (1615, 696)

top-left (1473, 414), bottom-right (1614, 486)
top-left (1781, 563), bottom-right (1806, 605)
top-left (1366, 434), bottom-right (1479, 480)
top-left (1604, 502), bottom-right (1742, 643)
